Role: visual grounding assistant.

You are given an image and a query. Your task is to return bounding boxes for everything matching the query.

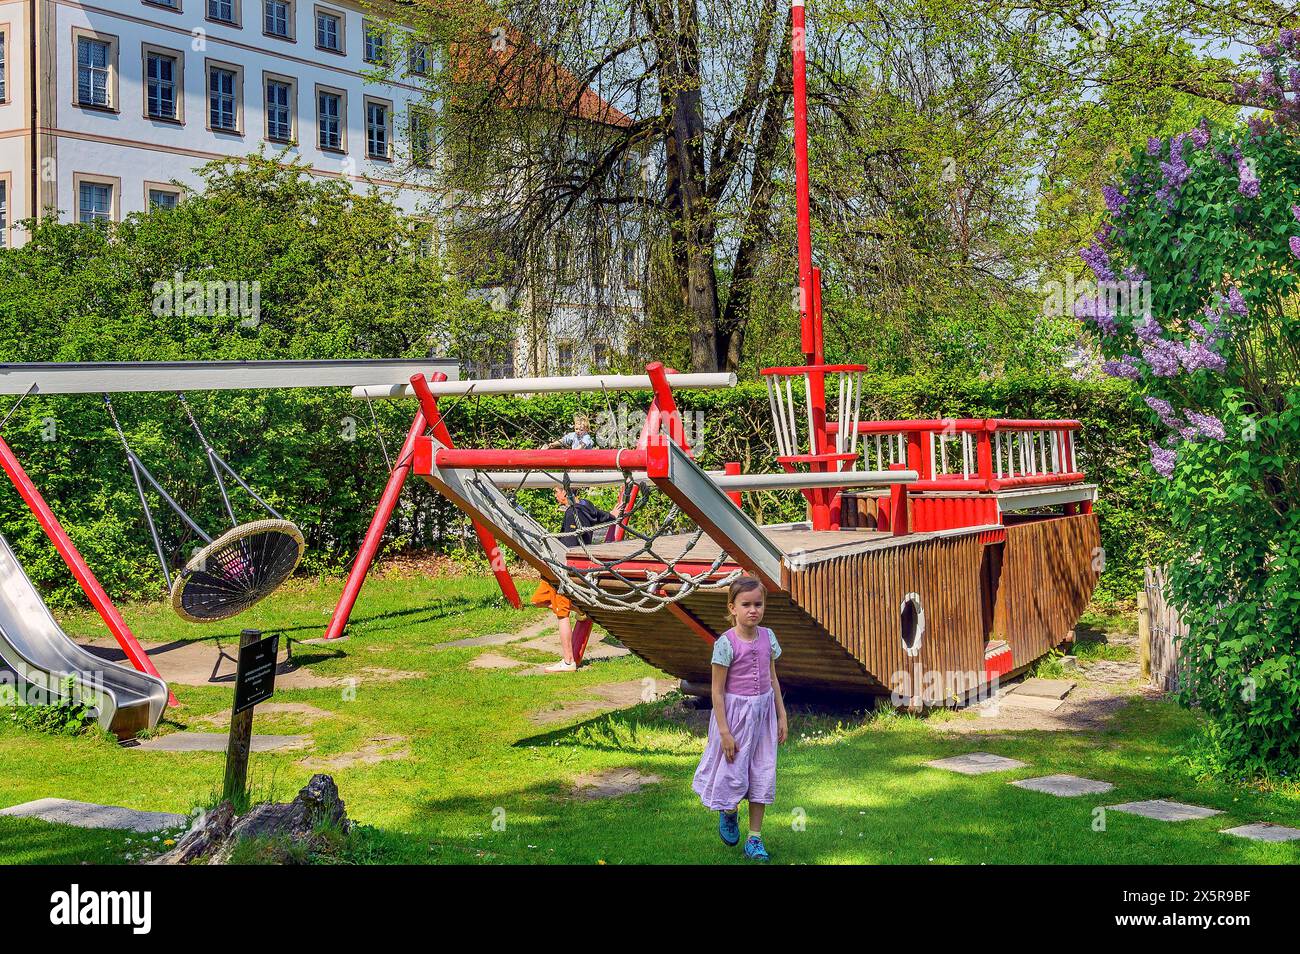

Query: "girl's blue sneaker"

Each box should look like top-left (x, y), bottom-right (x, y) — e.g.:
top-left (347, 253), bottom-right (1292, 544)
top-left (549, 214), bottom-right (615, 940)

top-left (718, 810), bottom-right (740, 846)
top-left (743, 835), bottom-right (770, 862)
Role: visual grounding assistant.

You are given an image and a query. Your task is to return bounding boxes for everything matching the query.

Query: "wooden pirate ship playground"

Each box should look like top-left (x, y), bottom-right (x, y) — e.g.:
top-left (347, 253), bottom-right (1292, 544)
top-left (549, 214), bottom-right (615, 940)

top-left (323, 0), bottom-right (1103, 707)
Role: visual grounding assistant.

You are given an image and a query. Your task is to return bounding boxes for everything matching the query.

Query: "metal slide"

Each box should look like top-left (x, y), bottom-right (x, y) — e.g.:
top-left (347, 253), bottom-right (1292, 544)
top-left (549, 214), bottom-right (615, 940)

top-left (0, 533), bottom-right (167, 739)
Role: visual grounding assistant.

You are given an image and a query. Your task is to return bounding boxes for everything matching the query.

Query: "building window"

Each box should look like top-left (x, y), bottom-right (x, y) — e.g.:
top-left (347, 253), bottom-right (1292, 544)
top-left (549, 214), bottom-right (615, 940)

top-left (363, 20), bottom-right (387, 64)
top-left (264, 0), bottom-right (292, 38)
top-left (365, 99), bottom-right (390, 159)
top-left (207, 0), bottom-right (236, 23)
top-left (556, 341), bottom-right (576, 376)
top-left (0, 181), bottom-right (6, 248)
top-left (76, 36), bottom-right (113, 108)
top-left (407, 41), bottom-right (428, 76)
top-left (208, 63), bottom-right (240, 132)
top-left (144, 0), bottom-right (180, 9)
top-left (410, 109), bottom-right (432, 167)
top-left (145, 50), bottom-right (180, 121)
top-left (317, 88), bottom-right (343, 151)
top-left (148, 187), bottom-right (180, 209)
top-left (315, 9), bottom-right (342, 52)
top-left (593, 342), bottom-right (612, 372)
top-left (489, 348), bottom-right (515, 380)
top-left (622, 244), bottom-right (640, 289)
top-left (265, 76), bottom-right (294, 142)
top-left (0, 31), bottom-right (6, 102)
top-left (78, 180), bottom-right (113, 223)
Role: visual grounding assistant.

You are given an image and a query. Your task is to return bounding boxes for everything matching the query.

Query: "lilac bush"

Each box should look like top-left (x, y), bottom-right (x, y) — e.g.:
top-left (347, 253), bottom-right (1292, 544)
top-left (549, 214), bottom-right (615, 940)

top-left (1080, 35), bottom-right (1300, 776)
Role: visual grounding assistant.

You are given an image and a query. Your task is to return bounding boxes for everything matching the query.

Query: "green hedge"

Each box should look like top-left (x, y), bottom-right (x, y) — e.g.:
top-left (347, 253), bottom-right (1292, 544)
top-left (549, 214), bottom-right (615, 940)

top-left (0, 372), bottom-right (1160, 607)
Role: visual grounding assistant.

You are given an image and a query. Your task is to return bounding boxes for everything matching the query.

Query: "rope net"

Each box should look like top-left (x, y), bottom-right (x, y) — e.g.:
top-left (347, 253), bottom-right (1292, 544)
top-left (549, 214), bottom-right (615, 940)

top-left (467, 468), bottom-right (743, 613)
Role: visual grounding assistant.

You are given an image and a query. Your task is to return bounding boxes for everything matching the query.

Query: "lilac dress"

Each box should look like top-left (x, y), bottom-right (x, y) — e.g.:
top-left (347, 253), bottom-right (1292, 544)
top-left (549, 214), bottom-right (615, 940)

top-left (692, 627), bottom-right (780, 810)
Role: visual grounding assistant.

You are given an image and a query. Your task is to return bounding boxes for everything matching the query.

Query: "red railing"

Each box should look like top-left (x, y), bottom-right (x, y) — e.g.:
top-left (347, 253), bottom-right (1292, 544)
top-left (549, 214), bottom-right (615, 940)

top-left (827, 418), bottom-right (1084, 492)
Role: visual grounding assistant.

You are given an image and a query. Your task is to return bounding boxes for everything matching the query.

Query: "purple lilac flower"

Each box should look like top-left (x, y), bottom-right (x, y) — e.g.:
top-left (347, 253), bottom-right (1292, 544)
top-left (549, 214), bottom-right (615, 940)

top-left (1183, 410), bottom-right (1226, 441)
top-left (1144, 396), bottom-right (1180, 429)
top-left (1182, 341), bottom-right (1228, 373)
top-left (1260, 70), bottom-right (1281, 97)
top-left (1149, 442), bottom-right (1177, 478)
top-left (1290, 67), bottom-right (1300, 92)
top-left (1188, 119), bottom-right (1210, 149)
top-left (1259, 41), bottom-right (1280, 59)
top-left (1074, 295), bottom-right (1118, 335)
top-left (1101, 356), bottom-right (1142, 380)
top-left (1292, 204), bottom-right (1300, 223)
top-left (1291, 236), bottom-right (1300, 259)
top-left (1282, 29), bottom-right (1298, 51)
top-left (1122, 265), bottom-right (1146, 283)
top-left (1141, 338), bottom-right (1185, 377)
top-left (1147, 137), bottom-right (1163, 156)
top-left (1080, 242), bottom-right (1116, 284)
top-left (1225, 287), bottom-right (1248, 317)
top-left (1237, 153), bottom-right (1261, 198)
top-left (1157, 134), bottom-right (1193, 207)
top-left (1248, 116), bottom-right (1271, 138)
top-left (1102, 184), bottom-right (1128, 215)
top-left (1134, 314), bottom-right (1163, 342)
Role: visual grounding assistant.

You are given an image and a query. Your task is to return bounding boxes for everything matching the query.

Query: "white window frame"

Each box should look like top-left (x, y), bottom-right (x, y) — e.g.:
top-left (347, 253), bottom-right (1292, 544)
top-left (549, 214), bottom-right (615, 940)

top-left (362, 18), bottom-right (388, 65)
top-left (206, 0), bottom-right (241, 26)
top-left (206, 59), bottom-right (244, 134)
top-left (364, 96), bottom-right (392, 160)
top-left (72, 29), bottom-right (119, 111)
top-left (315, 84), bottom-right (346, 153)
top-left (313, 6), bottom-right (344, 54)
top-left (263, 72), bottom-right (297, 144)
top-left (73, 172), bottom-right (121, 225)
top-left (263, 0), bottom-right (294, 41)
top-left (142, 43), bottom-right (184, 123)
top-left (144, 181), bottom-right (183, 209)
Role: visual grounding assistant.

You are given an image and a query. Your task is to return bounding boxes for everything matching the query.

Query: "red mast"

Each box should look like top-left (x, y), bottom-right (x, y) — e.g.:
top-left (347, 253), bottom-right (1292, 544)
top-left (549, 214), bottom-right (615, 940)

top-left (791, 0), bottom-right (828, 461)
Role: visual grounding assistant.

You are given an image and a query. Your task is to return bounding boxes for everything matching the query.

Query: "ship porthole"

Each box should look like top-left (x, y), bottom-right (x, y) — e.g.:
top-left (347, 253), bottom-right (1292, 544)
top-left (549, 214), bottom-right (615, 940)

top-left (900, 593), bottom-right (925, 657)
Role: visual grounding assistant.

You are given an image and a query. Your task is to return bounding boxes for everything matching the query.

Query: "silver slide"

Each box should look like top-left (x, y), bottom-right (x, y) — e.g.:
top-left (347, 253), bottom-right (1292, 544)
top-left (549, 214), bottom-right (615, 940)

top-left (0, 533), bottom-right (167, 738)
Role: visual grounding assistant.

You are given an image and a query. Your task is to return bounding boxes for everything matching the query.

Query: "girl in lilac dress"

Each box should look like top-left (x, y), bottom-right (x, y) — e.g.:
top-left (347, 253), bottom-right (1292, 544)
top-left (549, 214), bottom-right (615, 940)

top-left (691, 576), bottom-right (788, 861)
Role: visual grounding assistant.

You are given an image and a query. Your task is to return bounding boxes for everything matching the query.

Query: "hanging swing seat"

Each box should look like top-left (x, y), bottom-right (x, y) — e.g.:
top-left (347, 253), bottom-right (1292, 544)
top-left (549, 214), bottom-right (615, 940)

top-left (170, 518), bottom-right (306, 623)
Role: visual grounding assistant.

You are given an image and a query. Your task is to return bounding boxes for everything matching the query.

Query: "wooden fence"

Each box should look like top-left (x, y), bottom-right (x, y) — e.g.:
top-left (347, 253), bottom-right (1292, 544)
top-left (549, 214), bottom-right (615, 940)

top-left (1140, 565), bottom-right (1186, 692)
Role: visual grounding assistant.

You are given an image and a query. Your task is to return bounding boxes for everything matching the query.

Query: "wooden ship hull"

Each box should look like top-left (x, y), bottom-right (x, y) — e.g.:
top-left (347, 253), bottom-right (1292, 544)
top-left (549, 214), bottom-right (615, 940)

top-left (579, 512), bottom-right (1100, 706)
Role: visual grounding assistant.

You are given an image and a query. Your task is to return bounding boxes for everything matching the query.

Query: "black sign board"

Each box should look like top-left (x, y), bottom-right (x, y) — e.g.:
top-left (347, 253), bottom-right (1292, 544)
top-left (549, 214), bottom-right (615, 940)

top-left (232, 632), bottom-right (279, 715)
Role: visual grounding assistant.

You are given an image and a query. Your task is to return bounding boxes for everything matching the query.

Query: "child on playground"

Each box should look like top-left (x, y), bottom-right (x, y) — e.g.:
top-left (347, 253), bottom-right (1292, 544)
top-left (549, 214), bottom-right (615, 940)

top-left (534, 484), bottom-right (623, 673)
top-left (691, 576), bottom-right (788, 861)
top-left (546, 413), bottom-right (596, 450)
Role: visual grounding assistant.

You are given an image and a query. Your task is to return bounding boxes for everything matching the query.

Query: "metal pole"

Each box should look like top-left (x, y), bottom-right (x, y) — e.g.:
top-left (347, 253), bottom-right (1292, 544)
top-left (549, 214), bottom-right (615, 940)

top-left (0, 434), bottom-right (175, 704)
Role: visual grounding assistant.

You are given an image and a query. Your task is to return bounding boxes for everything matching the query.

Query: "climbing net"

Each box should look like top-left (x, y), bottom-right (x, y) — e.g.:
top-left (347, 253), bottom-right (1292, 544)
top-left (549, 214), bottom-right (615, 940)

top-left (467, 468), bottom-right (743, 613)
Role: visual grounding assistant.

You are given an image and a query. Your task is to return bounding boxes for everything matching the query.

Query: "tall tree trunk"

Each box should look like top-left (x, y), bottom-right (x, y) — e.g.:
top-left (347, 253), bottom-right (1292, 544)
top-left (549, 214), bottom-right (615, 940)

top-left (718, 12), bottom-right (792, 371)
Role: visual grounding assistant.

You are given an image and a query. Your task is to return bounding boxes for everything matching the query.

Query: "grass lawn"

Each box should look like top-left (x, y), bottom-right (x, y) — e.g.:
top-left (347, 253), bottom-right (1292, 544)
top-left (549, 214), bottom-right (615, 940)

top-left (1, 570), bottom-right (1297, 865)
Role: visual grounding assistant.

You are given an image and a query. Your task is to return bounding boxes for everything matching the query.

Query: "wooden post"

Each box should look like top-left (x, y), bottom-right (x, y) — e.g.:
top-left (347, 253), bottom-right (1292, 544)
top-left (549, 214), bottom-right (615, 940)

top-left (1137, 592), bottom-right (1151, 681)
top-left (222, 628), bottom-right (260, 805)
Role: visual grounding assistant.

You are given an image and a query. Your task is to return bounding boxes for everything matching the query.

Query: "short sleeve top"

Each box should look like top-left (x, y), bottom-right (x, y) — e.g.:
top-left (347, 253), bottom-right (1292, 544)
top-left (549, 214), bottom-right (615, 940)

top-left (711, 628), bottom-right (781, 667)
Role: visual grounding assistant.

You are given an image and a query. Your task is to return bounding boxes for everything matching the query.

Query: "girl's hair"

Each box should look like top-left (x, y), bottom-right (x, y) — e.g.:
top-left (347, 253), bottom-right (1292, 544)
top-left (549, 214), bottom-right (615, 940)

top-left (726, 576), bottom-right (764, 612)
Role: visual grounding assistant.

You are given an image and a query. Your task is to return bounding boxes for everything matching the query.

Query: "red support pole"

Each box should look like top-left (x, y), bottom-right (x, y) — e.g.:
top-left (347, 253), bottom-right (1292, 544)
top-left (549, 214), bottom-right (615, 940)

top-left (724, 461), bottom-right (743, 508)
top-left (408, 373), bottom-right (521, 611)
top-left (889, 462), bottom-right (910, 537)
top-left (323, 409), bottom-right (429, 641)
top-left (0, 435), bottom-right (176, 705)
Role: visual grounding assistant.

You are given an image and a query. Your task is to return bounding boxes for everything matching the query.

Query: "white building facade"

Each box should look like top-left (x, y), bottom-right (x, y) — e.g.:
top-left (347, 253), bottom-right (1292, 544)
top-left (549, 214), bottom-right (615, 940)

top-left (0, 0), bottom-right (644, 374)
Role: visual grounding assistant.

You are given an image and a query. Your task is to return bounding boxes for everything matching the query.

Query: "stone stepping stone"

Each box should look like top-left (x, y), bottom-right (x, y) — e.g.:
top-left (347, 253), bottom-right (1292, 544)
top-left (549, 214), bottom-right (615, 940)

top-left (1107, 799), bottom-right (1223, 822)
top-left (0, 798), bottom-right (187, 832)
top-left (1012, 774), bottom-right (1114, 797)
top-left (1221, 822), bottom-right (1300, 842)
top-left (1011, 677), bottom-right (1076, 699)
top-left (1001, 693), bottom-right (1067, 713)
top-left (127, 733), bottom-right (311, 753)
top-left (926, 752), bottom-right (1028, 775)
